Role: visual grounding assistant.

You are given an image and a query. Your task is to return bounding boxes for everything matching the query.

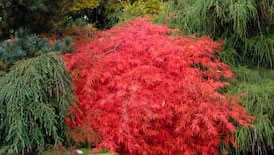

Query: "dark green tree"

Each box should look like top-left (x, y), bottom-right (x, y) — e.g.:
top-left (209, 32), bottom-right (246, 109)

top-left (0, 0), bottom-right (69, 39)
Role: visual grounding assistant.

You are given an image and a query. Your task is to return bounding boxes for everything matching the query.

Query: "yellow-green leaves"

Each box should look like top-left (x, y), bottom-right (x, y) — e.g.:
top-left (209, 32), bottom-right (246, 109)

top-left (69, 0), bottom-right (100, 12)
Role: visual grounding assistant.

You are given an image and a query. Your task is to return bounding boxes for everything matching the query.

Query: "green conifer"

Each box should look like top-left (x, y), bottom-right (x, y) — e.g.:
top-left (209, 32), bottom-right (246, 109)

top-left (0, 53), bottom-right (74, 154)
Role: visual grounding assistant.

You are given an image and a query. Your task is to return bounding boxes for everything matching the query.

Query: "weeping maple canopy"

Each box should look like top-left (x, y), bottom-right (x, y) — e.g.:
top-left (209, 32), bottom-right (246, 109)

top-left (63, 18), bottom-right (253, 154)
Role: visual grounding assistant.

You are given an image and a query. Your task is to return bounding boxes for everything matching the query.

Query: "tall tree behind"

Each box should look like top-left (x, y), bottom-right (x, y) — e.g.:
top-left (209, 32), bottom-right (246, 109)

top-left (0, 0), bottom-right (70, 39)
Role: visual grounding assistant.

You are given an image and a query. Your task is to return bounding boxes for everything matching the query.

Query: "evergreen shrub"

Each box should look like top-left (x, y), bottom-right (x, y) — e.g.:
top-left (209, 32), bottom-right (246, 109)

top-left (0, 29), bottom-right (75, 154)
top-left (226, 67), bottom-right (274, 154)
top-left (0, 53), bottom-right (74, 154)
top-left (162, 0), bottom-right (274, 67)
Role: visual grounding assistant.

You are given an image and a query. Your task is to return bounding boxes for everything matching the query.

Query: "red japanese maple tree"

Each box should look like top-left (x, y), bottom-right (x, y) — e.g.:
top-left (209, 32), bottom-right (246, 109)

top-left (63, 18), bottom-right (253, 155)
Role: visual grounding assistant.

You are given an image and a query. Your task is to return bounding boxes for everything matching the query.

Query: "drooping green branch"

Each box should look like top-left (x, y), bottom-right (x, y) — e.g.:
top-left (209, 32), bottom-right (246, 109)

top-left (0, 53), bottom-right (74, 154)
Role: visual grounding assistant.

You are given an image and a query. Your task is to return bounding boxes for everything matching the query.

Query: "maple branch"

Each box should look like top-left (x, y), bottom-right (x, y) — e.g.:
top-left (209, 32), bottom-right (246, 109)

top-left (99, 41), bottom-right (122, 57)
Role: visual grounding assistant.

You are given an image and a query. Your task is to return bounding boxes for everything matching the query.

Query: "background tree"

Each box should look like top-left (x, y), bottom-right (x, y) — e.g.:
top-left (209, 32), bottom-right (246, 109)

top-left (0, 0), bottom-right (70, 39)
top-left (163, 0), bottom-right (274, 67)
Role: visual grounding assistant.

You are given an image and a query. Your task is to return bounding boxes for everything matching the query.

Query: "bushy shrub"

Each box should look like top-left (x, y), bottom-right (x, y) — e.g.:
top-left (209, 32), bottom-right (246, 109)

top-left (226, 67), bottom-right (274, 154)
top-left (63, 18), bottom-right (253, 154)
top-left (162, 0), bottom-right (274, 67)
top-left (117, 0), bottom-right (165, 22)
top-left (68, 0), bottom-right (100, 12)
top-left (0, 53), bottom-right (74, 154)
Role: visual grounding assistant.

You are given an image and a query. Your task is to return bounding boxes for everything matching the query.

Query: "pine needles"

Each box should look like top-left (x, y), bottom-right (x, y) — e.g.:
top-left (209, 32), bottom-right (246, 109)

top-left (0, 53), bottom-right (74, 154)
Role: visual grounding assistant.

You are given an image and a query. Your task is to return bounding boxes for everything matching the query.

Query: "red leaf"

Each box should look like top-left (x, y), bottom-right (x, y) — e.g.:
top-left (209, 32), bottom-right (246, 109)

top-left (63, 18), bottom-right (253, 155)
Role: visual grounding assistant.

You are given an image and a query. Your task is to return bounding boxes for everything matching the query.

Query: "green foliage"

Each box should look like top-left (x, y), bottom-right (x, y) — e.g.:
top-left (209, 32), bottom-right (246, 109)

top-left (117, 0), bottom-right (164, 22)
top-left (219, 47), bottom-right (240, 66)
top-left (68, 0), bottom-right (100, 12)
top-left (226, 66), bottom-right (274, 154)
top-left (165, 0), bottom-right (272, 38)
top-left (0, 0), bottom-right (67, 39)
top-left (0, 30), bottom-right (73, 72)
top-left (61, 0), bottom-right (165, 29)
top-left (161, 0), bottom-right (274, 67)
top-left (62, 1), bottom-right (111, 29)
top-left (0, 53), bottom-right (74, 154)
top-left (243, 32), bottom-right (274, 67)
top-left (153, 0), bottom-right (176, 24)
top-left (0, 30), bottom-right (74, 153)
top-left (63, 16), bottom-right (90, 27)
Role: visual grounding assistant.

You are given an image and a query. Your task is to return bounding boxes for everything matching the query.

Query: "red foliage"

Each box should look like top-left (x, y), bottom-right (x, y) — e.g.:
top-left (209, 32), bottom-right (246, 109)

top-left (63, 18), bottom-right (253, 155)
